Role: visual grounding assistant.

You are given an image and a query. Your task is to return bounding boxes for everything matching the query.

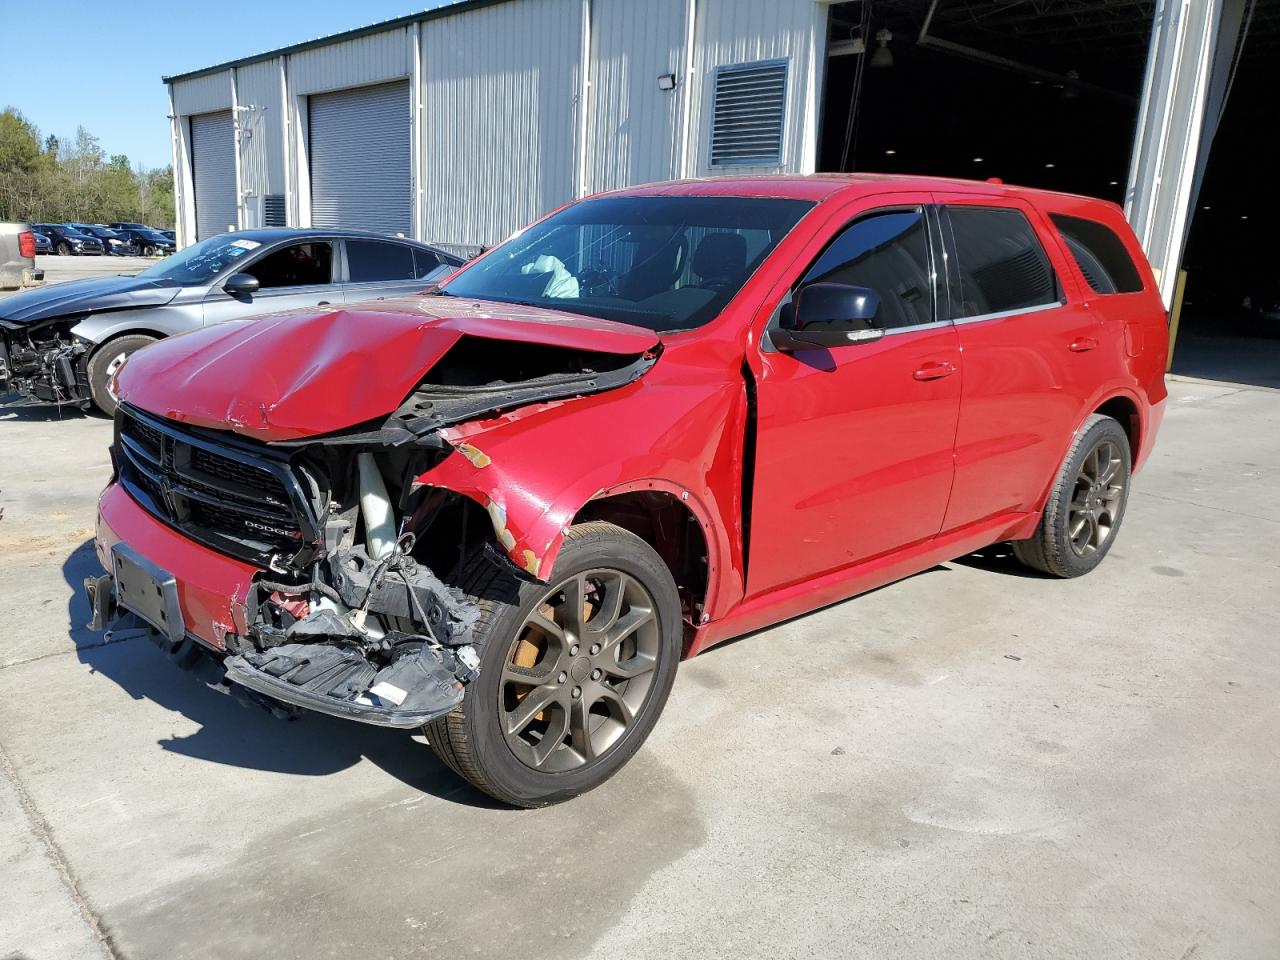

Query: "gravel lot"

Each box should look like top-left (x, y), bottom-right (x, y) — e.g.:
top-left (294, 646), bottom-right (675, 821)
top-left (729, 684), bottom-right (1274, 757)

top-left (0, 260), bottom-right (1276, 959)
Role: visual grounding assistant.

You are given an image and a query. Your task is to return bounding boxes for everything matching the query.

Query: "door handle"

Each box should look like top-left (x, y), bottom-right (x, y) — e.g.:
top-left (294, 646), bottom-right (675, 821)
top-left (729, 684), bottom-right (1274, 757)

top-left (1069, 336), bottom-right (1098, 352)
top-left (316, 300), bottom-right (331, 306)
top-left (913, 361), bottom-right (957, 381)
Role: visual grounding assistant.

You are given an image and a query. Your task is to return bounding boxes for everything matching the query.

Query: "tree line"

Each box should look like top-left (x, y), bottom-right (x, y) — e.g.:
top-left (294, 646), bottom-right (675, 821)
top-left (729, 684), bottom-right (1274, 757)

top-left (0, 107), bottom-right (175, 228)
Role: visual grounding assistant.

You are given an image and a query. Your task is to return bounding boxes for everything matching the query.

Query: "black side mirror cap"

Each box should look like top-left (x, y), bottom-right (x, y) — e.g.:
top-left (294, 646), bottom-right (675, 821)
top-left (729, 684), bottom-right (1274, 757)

top-left (223, 272), bottom-right (260, 297)
top-left (773, 282), bottom-right (885, 351)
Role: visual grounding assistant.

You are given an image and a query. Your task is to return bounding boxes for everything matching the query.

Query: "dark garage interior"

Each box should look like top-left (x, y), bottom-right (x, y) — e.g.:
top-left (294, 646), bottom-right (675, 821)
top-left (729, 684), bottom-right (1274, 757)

top-left (818, 0), bottom-right (1279, 387)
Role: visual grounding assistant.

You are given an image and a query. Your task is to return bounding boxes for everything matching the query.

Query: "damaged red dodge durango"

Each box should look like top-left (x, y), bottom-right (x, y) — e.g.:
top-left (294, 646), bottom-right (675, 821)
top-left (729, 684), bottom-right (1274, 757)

top-left (86, 175), bottom-right (1168, 806)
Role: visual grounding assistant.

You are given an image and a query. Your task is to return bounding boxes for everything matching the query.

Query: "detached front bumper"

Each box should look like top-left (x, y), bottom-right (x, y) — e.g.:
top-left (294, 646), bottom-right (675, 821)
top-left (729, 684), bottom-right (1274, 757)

top-left (90, 481), bottom-right (474, 728)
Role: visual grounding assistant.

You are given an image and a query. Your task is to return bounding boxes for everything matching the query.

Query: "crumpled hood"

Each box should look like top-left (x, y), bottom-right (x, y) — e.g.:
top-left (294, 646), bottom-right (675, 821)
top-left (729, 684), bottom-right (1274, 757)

top-left (0, 275), bottom-right (180, 327)
top-left (115, 296), bottom-right (660, 441)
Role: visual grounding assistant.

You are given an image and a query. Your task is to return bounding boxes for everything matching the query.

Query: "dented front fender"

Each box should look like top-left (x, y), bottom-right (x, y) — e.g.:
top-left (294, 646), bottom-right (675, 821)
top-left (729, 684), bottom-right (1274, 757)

top-left (410, 359), bottom-right (749, 619)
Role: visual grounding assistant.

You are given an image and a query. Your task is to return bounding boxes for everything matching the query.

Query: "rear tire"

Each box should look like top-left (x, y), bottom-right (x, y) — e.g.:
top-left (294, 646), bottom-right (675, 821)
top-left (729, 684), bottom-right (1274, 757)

top-left (426, 522), bottom-right (682, 807)
top-left (86, 334), bottom-right (158, 417)
top-left (1012, 414), bottom-right (1131, 578)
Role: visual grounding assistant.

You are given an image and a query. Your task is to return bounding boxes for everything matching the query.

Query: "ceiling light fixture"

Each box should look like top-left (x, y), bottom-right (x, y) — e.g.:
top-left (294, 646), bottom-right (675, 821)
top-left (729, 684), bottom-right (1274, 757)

top-left (885, 148), bottom-right (897, 156)
top-left (870, 28), bottom-right (894, 68)
top-left (828, 36), bottom-right (866, 57)
top-left (972, 157), bottom-right (984, 163)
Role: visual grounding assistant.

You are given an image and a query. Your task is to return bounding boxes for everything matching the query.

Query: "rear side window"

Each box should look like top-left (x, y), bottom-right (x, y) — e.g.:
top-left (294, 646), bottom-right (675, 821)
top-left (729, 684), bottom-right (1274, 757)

top-left (1050, 214), bottom-right (1145, 294)
top-left (346, 240), bottom-right (416, 283)
top-left (799, 209), bottom-right (933, 330)
top-left (946, 206), bottom-right (1059, 318)
top-left (412, 248), bottom-right (446, 280)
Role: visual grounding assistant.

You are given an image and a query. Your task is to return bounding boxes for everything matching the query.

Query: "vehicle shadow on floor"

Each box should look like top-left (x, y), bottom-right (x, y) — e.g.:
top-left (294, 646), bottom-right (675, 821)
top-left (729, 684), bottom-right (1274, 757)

top-left (62, 539), bottom-right (502, 808)
top-left (0, 394), bottom-right (94, 422)
top-left (949, 542), bottom-right (1053, 578)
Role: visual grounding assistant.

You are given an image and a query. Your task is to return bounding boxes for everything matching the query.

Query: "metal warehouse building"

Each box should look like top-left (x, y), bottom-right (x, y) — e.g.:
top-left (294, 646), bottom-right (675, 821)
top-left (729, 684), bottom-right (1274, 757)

top-left (163, 0), bottom-right (1252, 307)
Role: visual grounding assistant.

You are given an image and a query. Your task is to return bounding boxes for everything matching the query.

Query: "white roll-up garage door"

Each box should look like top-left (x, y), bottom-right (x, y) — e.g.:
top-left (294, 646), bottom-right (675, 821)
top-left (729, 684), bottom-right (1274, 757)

top-left (309, 81), bottom-right (412, 235)
top-left (190, 111), bottom-right (237, 241)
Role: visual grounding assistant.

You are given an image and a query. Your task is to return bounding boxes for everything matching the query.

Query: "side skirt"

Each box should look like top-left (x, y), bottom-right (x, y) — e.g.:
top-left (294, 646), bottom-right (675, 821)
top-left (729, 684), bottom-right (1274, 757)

top-left (687, 510), bottom-right (1035, 656)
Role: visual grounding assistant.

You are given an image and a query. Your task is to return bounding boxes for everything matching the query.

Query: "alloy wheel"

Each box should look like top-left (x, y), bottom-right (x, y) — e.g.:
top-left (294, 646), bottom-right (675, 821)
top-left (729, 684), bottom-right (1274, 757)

top-left (499, 569), bottom-right (661, 773)
top-left (1069, 440), bottom-right (1125, 557)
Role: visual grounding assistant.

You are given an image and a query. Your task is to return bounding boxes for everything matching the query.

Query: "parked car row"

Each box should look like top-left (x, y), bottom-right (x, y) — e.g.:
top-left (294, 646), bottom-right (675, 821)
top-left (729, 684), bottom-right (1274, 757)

top-left (27, 222), bottom-right (176, 257)
top-left (3, 176), bottom-right (1171, 807)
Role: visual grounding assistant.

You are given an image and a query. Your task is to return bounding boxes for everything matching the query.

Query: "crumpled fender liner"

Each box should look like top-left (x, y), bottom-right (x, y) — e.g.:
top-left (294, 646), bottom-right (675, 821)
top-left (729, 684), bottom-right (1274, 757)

top-left (224, 642), bottom-right (464, 729)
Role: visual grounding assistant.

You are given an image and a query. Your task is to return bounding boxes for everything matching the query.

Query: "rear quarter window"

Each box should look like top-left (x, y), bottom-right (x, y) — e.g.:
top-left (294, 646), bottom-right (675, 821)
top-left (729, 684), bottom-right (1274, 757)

top-left (946, 206), bottom-right (1060, 318)
top-left (1049, 213), bottom-right (1145, 294)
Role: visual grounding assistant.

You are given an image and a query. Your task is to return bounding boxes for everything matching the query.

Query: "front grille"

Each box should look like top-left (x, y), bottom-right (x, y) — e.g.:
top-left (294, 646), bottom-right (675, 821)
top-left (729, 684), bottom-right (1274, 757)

top-left (115, 406), bottom-right (322, 567)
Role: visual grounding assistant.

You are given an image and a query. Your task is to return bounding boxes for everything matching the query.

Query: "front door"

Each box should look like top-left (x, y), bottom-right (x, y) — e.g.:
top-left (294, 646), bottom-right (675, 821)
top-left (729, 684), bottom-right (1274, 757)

top-left (747, 201), bottom-right (962, 598)
top-left (202, 239), bottom-right (344, 326)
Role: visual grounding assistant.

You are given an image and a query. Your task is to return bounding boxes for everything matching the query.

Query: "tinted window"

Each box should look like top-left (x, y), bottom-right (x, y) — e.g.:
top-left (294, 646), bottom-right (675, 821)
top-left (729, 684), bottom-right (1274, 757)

top-left (798, 209), bottom-right (933, 330)
top-left (413, 248), bottom-right (445, 280)
top-left (247, 242), bottom-right (333, 288)
top-left (1050, 214), bottom-right (1144, 294)
top-left (346, 240), bottom-right (415, 283)
top-left (947, 207), bottom-right (1059, 317)
top-left (440, 196), bottom-right (812, 332)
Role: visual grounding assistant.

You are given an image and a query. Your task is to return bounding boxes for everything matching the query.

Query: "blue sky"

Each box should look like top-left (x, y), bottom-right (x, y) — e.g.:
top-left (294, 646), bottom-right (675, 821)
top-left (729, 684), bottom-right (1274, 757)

top-left (0, 0), bottom-right (447, 169)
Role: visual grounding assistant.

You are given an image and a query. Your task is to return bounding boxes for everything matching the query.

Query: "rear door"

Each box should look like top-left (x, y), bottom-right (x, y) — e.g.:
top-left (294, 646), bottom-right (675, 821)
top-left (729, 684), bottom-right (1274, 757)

top-left (746, 197), bottom-right (963, 597)
top-left (934, 194), bottom-right (1112, 532)
top-left (340, 239), bottom-right (446, 305)
top-left (202, 239), bottom-right (344, 326)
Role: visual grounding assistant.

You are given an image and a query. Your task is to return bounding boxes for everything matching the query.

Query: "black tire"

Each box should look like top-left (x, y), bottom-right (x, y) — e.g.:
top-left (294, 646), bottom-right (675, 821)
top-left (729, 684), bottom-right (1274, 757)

top-left (426, 521), bottom-right (682, 807)
top-left (57, 241), bottom-right (73, 256)
top-left (85, 334), bottom-right (158, 416)
top-left (1012, 414), bottom-right (1131, 578)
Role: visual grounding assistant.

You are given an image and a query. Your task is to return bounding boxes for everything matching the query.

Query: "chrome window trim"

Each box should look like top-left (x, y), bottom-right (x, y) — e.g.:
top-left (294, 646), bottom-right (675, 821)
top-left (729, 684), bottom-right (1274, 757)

top-left (949, 299), bottom-right (1065, 326)
top-left (880, 318), bottom-right (953, 337)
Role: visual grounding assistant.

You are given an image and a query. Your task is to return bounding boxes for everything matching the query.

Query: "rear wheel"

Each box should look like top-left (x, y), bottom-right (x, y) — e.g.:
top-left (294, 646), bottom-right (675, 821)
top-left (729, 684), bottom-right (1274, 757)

top-left (426, 522), bottom-right (682, 807)
top-left (1012, 414), bottom-right (1131, 578)
top-left (86, 334), bottom-right (158, 416)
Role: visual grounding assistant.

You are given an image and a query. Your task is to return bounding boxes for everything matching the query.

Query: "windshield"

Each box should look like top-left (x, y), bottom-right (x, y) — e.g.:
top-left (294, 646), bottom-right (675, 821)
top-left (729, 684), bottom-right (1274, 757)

top-left (439, 196), bottom-right (813, 332)
top-left (135, 235), bottom-right (264, 284)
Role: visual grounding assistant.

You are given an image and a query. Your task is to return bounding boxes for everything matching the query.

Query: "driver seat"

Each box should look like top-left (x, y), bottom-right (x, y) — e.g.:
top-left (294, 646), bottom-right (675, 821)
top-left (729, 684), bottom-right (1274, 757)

top-left (692, 233), bottom-right (747, 291)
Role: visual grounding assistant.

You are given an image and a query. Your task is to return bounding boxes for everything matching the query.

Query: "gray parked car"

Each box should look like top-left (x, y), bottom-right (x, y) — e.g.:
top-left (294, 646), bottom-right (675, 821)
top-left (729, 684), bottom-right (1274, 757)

top-left (0, 221), bottom-right (45, 290)
top-left (0, 228), bottom-right (463, 414)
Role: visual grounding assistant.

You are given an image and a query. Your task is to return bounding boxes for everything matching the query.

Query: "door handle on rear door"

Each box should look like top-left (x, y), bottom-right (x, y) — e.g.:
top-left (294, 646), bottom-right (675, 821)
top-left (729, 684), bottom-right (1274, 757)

top-left (913, 361), bottom-right (957, 381)
top-left (1069, 337), bottom-right (1098, 352)
top-left (317, 300), bottom-right (331, 306)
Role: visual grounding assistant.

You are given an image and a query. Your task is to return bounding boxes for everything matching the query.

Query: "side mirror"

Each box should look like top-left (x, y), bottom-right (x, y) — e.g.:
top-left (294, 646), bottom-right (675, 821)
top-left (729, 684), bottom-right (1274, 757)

top-left (773, 282), bottom-right (884, 351)
top-left (222, 272), bottom-right (260, 297)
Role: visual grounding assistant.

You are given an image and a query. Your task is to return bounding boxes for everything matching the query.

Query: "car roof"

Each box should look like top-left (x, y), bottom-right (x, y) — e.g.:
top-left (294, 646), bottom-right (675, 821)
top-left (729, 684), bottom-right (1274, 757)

top-left (601, 173), bottom-right (1122, 213)
top-left (224, 227), bottom-right (443, 246)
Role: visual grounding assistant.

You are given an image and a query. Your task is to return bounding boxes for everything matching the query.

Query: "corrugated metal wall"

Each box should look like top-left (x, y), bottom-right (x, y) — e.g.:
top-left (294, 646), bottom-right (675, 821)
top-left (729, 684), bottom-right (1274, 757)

top-left (421, 0), bottom-right (585, 248)
top-left (288, 27), bottom-right (414, 95)
top-left (235, 60), bottom-right (285, 223)
top-left (171, 72), bottom-right (232, 116)
top-left (166, 0), bottom-right (827, 247)
top-left (690, 0), bottom-right (824, 177)
top-left (584, 0), bottom-right (688, 193)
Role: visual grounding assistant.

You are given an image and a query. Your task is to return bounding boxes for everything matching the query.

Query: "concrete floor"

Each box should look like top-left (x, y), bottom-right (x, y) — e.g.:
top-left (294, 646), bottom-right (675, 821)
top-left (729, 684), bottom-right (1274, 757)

top-left (2, 260), bottom-right (1277, 957)
top-left (0, 377), bottom-right (1276, 960)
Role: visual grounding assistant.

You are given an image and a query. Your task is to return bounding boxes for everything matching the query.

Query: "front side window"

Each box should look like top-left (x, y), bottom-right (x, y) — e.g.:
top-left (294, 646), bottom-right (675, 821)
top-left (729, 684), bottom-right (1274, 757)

top-left (439, 196), bottom-right (813, 332)
top-left (346, 240), bottom-right (415, 283)
top-left (947, 206), bottom-right (1059, 318)
top-left (798, 209), bottom-right (933, 330)
top-left (1050, 213), bottom-right (1145, 295)
top-left (246, 242), bottom-right (334, 289)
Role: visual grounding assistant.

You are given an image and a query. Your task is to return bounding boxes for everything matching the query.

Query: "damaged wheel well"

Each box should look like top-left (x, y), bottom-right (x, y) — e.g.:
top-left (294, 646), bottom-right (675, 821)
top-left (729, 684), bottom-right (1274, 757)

top-left (574, 491), bottom-right (709, 647)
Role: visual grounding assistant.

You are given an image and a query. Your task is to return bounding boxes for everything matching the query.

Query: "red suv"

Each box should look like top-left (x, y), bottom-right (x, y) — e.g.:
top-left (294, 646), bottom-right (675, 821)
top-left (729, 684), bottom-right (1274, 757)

top-left (86, 175), bottom-right (1167, 806)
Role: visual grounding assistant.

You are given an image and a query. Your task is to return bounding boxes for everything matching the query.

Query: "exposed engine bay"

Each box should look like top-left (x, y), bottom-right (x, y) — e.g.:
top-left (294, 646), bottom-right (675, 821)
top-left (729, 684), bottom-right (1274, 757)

top-left (90, 334), bottom-right (661, 727)
top-left (0, 318), bottom-right (91, 406)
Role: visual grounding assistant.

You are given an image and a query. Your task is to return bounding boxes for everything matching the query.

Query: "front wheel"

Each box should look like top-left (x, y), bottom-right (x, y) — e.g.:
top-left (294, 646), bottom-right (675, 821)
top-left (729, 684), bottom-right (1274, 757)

top-left (57, 241), bottom-right (73, 256)
top-left (1013, 414), bottom-right (1131, 578)
top-left (85, 334), bottom-right (158, 416)
top-left (426, 521), bottom-right (682, 807)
